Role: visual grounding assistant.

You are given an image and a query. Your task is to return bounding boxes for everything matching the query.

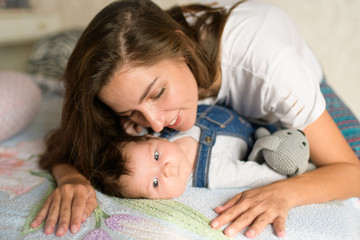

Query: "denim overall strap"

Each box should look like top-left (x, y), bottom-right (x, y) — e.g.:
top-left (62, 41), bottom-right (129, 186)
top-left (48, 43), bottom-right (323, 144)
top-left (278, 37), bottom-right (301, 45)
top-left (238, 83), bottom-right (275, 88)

top-left (193, 128), bottom-right (216, 187)
top-left (159, 127), bottom-right (178, 139)
top-left (159, 105), bottom-right (256, 188)
top-left (196, 105), bottom-right (255, 147)
top-left (193, 105), bottom-right (256, 187)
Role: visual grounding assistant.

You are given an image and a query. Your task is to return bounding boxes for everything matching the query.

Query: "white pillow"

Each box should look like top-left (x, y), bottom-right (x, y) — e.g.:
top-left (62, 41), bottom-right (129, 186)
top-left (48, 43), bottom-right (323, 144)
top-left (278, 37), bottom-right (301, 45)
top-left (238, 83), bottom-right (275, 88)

top-left (0, 71), bottom-right (42, 142)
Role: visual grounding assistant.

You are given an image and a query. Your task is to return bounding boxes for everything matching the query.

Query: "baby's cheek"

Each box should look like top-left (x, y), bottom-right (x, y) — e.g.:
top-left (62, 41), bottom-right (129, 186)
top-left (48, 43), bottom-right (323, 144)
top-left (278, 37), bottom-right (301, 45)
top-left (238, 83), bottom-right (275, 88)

top-left (171, 185), bottom-right (187, 199)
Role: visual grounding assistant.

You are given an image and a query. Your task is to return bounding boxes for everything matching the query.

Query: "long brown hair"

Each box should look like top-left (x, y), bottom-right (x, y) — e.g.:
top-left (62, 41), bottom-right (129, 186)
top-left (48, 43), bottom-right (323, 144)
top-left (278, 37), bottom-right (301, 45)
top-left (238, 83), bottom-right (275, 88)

top-left (39, 0), bottom-right (243, 179)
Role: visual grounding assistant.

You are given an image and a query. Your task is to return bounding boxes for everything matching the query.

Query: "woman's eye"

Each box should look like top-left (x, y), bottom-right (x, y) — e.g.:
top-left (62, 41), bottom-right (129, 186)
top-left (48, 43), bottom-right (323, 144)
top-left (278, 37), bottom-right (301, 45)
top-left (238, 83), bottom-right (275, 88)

top-left (152, 88), bottom-right (166, 100)
top-left (153, 178), bottom-right (158, 188)
top-left (154, 151), bottom-right (159, 161)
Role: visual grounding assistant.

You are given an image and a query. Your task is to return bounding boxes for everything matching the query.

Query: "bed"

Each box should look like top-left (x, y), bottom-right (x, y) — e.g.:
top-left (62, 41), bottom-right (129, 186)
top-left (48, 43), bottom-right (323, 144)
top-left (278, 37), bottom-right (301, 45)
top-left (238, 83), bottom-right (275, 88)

top-left (1, 87), bottom-right (360, 240)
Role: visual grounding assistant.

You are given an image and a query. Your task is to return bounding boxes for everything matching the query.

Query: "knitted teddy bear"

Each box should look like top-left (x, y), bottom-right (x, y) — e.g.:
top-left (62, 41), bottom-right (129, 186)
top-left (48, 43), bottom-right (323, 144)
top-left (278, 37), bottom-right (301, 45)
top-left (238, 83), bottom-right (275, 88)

top-left (248, 127), bottom-right (310, 176)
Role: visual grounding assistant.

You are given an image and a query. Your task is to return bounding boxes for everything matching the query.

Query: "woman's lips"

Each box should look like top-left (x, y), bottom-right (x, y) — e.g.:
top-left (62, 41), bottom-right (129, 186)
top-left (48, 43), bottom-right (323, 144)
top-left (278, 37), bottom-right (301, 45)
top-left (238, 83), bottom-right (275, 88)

top-left (169, 115), bottom-right (178, 126)
top-left (167, 110), bottom-right (181, 129)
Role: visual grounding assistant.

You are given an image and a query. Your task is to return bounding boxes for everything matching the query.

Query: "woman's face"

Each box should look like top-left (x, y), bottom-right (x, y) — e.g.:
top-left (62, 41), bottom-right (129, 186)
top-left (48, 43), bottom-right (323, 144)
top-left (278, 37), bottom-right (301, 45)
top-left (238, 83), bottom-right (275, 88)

top-left (98, 58), bottom-right (199, 133)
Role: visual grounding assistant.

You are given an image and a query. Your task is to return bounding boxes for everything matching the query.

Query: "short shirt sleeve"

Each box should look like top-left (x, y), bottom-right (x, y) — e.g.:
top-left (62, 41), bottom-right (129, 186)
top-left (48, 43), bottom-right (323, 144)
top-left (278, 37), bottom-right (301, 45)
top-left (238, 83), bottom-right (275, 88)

top-left (217, 1), bottom-right (325, 130)
top-left (264, 48), bottom-right (326, 129)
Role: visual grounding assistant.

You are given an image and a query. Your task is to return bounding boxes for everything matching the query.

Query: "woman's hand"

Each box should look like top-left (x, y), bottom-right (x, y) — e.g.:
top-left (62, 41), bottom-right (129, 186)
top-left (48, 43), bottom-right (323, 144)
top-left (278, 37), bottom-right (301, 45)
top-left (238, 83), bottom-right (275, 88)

top-left (210, 182), bottom-right (293, 238)
top-left (30, 164), bottom-right (98, 237)
top-left (121, 118), bottom-right (144, 135)
top-left (30, 179), bottom-right (97, 236)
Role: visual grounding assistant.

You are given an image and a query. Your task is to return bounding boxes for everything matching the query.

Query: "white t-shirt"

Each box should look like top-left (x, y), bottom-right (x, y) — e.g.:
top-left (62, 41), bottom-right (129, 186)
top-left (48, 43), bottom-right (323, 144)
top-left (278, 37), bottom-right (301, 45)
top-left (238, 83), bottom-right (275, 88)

top-left (169, 126), bottom-right (285, 189)
top-left (213, 0), bottom-right (326, 130)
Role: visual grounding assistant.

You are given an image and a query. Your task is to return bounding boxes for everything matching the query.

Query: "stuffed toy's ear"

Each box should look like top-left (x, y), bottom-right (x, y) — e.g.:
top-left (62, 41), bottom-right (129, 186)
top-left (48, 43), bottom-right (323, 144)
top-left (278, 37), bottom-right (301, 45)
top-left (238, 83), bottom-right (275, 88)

top-left (248, 136), bottom-right (281, 163)
top-left (254, 127), bottom-right (271, 139)
top-left (248, 129), bottom-right (310, 176)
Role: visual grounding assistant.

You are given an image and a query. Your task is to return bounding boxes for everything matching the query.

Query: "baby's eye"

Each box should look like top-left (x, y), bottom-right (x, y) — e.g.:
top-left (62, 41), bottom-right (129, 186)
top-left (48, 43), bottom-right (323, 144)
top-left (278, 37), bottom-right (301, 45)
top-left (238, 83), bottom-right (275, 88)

top-left (154, 151), bottom-right (159, 161)
top-left (153, 178), bottom-right (158, 188)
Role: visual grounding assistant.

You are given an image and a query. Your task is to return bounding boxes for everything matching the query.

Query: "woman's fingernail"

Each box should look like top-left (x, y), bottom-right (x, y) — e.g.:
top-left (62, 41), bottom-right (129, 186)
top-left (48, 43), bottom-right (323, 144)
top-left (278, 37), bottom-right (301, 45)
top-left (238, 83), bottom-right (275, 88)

top-left (211, 220), bottom-right (219, 228)
top-left (226, 228), bottom-right (234, 237)
top-left (214, 206), bottom-right (223, 213)
top-left (56, 226), bottom-right (64, 236)
top-left (31, 220), bottom-right (37, 227)
top-left (71, 224), bottom-right (78, 234)
top-left (44, 225), bottom-right (52, 234)
top-left (246, 230), bottom-right (256, 238)
top-left (82, 213), bottom-right (88, 222)
top-left (277, 230), bottom-right (286, 237)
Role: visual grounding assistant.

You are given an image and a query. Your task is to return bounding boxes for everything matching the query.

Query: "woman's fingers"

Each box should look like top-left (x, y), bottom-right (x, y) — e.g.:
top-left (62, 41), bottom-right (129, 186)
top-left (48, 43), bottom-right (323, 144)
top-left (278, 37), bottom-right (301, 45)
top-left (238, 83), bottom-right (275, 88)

top-left (220, 205), bottom-right (259, 237)
top-left (31, 182), bottom-right (98, 236)
top-left (213, 193), bottom-right (243, 215)
top-left (55, 186), bottom-right (75, 236)
top-left (30, 194), bottom-right (53, 229)
top-left (244, 212), bottom-right (282, 239)
top-left (245, 213), bottom-right (287, 238)
top-left (210, 186), bottom-right (290, 238)
top-left (56, 204), bottom-right (71, 236)
top-left (273, 215), bottom-right (287, 237)
top-left (69, 185), bottom-right (97, 233)
top-left (44, 190), bottom-right (62, 235)
top-left (211, 193), bottom-right (244, 229)
top-left (68, 192), bottom-right (86, 234)
top-left (219, 207), bottom-right (287, 238)
top-left (83, 192), bottom-right (98, 221)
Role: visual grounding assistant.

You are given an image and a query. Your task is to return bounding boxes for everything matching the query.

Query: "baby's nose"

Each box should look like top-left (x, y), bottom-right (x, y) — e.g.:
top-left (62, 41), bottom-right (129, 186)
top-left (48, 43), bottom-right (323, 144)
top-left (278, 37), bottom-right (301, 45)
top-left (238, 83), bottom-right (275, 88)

top-left (163, 162), bottom-right (177, 177)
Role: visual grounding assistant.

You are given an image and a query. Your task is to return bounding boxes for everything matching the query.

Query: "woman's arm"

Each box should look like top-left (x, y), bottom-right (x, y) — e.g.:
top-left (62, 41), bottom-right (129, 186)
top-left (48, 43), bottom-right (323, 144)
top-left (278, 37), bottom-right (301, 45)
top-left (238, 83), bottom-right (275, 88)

top-left (210, 110), bottom-right (360, 238)
top-left (31, 164), bottom-right (98, 237)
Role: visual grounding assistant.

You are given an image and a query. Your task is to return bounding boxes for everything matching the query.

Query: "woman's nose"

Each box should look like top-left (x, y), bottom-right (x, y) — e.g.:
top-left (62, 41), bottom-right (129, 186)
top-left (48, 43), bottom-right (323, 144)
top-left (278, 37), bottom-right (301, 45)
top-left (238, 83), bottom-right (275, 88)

top-left (143, 111), bottom-right (164, 133)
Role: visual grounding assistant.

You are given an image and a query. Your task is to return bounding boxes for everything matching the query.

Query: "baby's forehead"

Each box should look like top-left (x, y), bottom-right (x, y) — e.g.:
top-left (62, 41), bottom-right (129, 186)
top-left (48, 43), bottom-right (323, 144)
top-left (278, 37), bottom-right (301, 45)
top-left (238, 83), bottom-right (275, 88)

top-left (122, 137), bottom-right (169, 160)
top-left (125, 137), bottom-right (165, 147)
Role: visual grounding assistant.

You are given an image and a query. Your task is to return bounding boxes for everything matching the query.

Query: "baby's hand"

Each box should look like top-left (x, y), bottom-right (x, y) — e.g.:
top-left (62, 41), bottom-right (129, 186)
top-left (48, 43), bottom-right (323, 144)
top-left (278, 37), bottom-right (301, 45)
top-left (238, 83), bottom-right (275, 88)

top-left (31, 180), bottom-right (97, 236)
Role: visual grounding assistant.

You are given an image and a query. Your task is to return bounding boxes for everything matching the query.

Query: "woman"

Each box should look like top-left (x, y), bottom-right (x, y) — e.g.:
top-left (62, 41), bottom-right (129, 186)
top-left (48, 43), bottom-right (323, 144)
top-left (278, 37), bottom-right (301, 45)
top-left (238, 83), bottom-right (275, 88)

top-left (31, 0), bottom-right (360, 238)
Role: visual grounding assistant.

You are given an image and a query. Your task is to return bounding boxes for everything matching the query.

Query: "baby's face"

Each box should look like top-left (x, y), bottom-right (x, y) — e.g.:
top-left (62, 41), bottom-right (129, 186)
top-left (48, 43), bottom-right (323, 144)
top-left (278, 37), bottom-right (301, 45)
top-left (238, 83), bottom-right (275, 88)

top-left (120, 138), bottom-right (191, 199)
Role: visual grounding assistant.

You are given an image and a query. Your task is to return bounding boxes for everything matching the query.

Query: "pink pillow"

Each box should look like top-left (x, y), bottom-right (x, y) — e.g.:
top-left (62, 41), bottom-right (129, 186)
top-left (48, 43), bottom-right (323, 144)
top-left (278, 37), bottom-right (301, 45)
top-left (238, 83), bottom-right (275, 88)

top-left (0, 71), bottom-right (42, 142)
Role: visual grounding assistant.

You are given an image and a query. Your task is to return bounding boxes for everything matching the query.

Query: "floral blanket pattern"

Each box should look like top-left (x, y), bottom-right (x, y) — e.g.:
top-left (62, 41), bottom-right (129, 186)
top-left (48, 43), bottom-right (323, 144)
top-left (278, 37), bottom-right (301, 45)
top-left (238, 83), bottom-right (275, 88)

top-left (1, 140), bottom-right (360, 240)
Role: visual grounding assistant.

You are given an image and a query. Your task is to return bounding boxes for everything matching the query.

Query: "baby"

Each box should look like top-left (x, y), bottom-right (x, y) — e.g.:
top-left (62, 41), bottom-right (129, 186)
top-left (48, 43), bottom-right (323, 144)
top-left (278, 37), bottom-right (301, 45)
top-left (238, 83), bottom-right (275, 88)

top-left (90, 105), bottom-right (292, 199)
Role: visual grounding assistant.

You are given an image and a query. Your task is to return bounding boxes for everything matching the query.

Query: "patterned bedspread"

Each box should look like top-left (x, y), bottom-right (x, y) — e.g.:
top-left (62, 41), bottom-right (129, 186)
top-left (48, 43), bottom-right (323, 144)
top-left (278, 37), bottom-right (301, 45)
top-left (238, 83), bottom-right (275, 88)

top-left (1, 95), bottom-right (360, 240)
top-left (0, 140), bottom-right (360, 240)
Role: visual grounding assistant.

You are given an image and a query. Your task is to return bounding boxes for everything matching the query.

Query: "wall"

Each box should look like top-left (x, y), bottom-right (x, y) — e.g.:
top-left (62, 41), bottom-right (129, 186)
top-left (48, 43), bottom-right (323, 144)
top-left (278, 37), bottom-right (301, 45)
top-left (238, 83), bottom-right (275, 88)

top-left (1, 0), bottom-right (359, 118)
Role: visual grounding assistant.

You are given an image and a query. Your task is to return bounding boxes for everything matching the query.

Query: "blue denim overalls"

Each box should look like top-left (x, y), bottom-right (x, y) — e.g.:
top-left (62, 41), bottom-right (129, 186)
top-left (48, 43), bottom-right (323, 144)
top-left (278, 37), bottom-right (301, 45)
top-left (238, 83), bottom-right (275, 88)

top-left (160, 105), bottom-right (255, 188)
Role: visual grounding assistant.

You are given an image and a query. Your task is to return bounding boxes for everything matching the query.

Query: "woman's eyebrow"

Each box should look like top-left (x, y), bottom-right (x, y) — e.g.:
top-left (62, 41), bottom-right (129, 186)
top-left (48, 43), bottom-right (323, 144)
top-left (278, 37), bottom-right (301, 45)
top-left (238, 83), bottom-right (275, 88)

top-left (139, 78), bottom-right (158, 104)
